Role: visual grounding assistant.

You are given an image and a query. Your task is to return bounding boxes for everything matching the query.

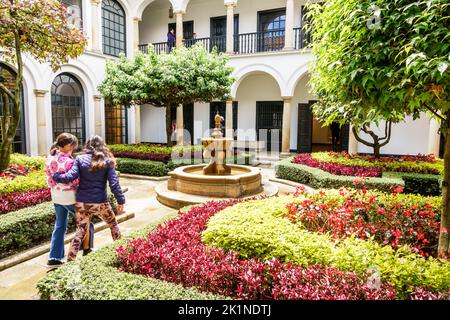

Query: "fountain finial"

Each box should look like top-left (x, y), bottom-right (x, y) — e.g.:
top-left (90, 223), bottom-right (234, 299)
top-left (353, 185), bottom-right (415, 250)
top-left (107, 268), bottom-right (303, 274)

top-left (215, 111), bottom-right (223, 129)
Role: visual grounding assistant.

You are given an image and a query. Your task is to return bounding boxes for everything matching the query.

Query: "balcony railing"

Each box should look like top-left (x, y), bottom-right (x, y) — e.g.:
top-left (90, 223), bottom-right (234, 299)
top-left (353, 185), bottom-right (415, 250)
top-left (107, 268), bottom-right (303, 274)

top-left (294, 27), bottom-right (311, 49)
top-left (234, 30), bottom-right (285, 54)
top-left (139, 28), bottom-right (310, 55)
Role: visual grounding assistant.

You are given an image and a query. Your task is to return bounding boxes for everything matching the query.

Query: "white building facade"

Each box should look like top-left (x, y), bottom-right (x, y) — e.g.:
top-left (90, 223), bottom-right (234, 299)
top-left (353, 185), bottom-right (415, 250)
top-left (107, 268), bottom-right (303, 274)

top-left (0, 0), bottom-right (442, 157)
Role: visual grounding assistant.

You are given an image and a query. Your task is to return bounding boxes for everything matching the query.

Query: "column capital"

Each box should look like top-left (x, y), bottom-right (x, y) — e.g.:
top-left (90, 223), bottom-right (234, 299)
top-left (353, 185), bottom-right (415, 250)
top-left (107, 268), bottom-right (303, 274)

top-left (34, 89), bottom-right (48, 97)
top-left (282, 96), bottom-right (293, 102)
top-left (91, 0), bottom-right (101, 6)
top-left (133, 17), bottom-right (142, 22)
top-left (93, 95), bottom-right (103, 101)
top-left (173, 9), bottom-right (186, 15)
top-left (224, 0), bottom-right (238, 7)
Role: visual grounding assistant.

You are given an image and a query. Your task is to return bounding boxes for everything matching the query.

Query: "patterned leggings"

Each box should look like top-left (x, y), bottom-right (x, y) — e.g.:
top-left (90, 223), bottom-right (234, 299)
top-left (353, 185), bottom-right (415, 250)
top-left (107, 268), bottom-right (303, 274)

top-left (67, 202), bottom-right (121, 261)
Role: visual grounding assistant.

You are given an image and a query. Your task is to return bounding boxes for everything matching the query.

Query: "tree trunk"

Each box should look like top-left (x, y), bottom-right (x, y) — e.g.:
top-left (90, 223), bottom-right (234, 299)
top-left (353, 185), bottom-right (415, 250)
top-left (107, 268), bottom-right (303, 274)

top-left (373, 143), bottom-right (380, 158)
top-left (0, 142), bottom-right (12, 171)
top-left (439, 115), bottom-right (450, 260)
top-left (166, 106), bottom-right (173, 147)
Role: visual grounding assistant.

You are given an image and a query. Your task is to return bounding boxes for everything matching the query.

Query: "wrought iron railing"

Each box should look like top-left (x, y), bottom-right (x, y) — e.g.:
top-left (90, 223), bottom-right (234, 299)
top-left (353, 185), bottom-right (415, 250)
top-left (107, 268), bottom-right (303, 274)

top-left (294, 27), bottom-right (311, 49)
top-left (233, 30), bottom-right (285, 54)
top-left (138, 28), bottom-right (311, 55)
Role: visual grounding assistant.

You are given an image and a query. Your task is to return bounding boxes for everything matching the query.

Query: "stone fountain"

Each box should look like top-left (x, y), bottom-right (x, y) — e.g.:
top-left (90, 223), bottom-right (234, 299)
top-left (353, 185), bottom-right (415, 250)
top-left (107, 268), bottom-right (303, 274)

top-left (155, 112), bottom-right (277, 209)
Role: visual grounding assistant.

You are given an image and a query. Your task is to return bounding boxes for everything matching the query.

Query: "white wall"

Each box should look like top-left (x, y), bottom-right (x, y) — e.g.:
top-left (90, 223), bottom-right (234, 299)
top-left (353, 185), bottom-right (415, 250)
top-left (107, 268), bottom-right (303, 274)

top-left (139, 0), bottom-right (309, 44)
top-left (141, 104), bottom-right (168, 143)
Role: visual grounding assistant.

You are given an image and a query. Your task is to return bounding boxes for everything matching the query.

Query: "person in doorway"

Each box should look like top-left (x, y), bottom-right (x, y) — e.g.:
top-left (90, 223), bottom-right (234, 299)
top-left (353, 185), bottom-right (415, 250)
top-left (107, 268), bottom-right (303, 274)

top-left (52, 135), bottom-right (125, 262)
top-left (46, 133), bottom-right (94, 267)
top-left (330, 122), bottom-right (341, 151)
top-left (167, 28), bottom-right (176, 52)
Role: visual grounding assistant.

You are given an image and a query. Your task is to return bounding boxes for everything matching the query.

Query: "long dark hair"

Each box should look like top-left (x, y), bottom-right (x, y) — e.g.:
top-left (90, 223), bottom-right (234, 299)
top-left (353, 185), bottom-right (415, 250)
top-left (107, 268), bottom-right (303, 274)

top-left (50, 133), bottom-right (78, 156)
top-left (85, 135), bottom-right (115, 171)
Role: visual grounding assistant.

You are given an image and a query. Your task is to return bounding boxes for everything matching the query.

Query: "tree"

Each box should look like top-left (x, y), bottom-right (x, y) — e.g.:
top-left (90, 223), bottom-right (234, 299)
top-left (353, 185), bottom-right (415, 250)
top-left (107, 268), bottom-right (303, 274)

top-left (306, 0), bottom-right (450, 259)
top-left (99, 44), bottom-right (234, 147)
top-left (0, 0), bottom-right (86, 170)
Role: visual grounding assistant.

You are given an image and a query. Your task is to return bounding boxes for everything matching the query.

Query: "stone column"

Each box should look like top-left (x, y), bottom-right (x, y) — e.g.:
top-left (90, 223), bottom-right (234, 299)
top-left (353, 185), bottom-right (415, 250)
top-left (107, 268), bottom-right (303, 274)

top-left (175, 10), bottom-right (185, 48)
top-left (348, 125), bottom-right (359, 154)
top-left (225, 100), bottom-right (233, 139)
top-left (90, 0), bottom-right (102, 53)
top-left (93, 95), bottom-right (103, 137)
top-left (133, 17), bottom-right (141, 53)
top-left (34, 90), bottom-right (48, 156)
top-left (281, 97), bottom-right (293, 157)
top-left (428, 117), bottom-right (441, 156)
top-left (284, 0), bottom-right (295, 50)
top-left (225, 2), bottom-right (237, 54)
top-left (135, 105), bottom-right (142, 144)
top-left (176, 104), bottom-right (184, 145)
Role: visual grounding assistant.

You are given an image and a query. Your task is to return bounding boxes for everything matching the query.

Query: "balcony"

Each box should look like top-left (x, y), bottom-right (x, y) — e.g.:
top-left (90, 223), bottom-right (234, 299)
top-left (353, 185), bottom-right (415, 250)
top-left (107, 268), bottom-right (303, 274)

top-left (138, 29), bottom-right (310, 56)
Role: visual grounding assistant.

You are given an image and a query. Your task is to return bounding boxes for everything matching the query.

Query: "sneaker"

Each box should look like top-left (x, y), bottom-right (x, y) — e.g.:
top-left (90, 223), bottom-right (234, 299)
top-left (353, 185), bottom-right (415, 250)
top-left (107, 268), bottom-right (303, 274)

top-left (46, 260), bottom-right (64, 268)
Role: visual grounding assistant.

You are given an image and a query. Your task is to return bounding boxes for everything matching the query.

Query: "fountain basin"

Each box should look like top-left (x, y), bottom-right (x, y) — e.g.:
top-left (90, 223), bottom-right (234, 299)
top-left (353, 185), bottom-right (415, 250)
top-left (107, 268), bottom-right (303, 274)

top-left (167, 164), bottom-right (263, 198)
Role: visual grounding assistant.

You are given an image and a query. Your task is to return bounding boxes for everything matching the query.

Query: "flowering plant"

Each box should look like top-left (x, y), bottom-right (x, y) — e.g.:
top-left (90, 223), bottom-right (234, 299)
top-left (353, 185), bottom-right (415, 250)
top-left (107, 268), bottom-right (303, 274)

top-left (293, 154), bottom-right (382, 177)
top-left (0, 188), bottom-right (51, 215)
top-left (285, 187), bottom-right (440, 257)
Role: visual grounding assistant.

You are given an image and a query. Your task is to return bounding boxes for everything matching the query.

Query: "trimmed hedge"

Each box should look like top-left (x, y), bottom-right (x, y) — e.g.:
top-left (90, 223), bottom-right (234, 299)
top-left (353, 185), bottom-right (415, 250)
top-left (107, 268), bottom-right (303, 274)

top-left (401, 173), bottom-right (442, 196)
top-left (37, 209), bottom-right (225, 300)
top-left (0, 195), bottom-right (118, 260)
top-left (275, 157), bottom-right (403, 192)
top-left (202, 197), bottom-right (450, 297)
top-left (116, 154), bottom-right (255, 177)
top-left (116, 158), bottom-right (170, 177)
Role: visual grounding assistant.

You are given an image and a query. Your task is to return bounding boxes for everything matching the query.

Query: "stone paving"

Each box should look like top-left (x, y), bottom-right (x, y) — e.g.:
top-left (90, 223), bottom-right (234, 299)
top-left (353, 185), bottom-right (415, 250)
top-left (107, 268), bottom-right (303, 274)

top-left (0, 167), bottom-right (296, 300)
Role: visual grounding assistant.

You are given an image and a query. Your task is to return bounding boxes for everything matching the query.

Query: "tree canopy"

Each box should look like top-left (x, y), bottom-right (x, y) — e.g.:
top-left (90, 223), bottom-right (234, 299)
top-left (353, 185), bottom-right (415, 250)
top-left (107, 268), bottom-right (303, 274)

top-left (0, 0), bottom-right (86, 170)
top-left (306, 0), bottom-right (450, 259)
top-left (99, 44), bottom-right (235, 145)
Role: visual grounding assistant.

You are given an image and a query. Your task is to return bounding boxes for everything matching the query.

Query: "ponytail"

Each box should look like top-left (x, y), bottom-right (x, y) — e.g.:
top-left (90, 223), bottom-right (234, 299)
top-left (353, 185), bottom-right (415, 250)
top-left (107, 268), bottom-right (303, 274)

top-left (85, 135), bottom-right (115, 172)
top-left (50, 133), bottom-right (78, 156)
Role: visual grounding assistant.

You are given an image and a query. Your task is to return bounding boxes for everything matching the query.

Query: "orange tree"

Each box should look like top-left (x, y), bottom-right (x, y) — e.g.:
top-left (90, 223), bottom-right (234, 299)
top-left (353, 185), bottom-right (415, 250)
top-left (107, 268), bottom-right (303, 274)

top-left (0, 0), bottom-right (86, 169)
top-left (307, 0), bottom-right (450, 259)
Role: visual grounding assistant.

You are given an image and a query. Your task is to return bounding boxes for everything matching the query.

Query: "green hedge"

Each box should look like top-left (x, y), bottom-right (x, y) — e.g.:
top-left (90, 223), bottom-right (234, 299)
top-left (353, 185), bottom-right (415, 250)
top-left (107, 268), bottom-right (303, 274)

top-left (0, 195), bottom-right (118, 260)
top-left (117, 154), bottom-right (255, 177)
top-left (275, 157), bottom-right (403, 192)
top-left (37, 209), bottom-right (226, 300)
top-left (401, 173), bottom-right (442, 196)
top-left (202, 197), bottom-right (450, 297)
top-left (109, 144), bottom-right (203, 155)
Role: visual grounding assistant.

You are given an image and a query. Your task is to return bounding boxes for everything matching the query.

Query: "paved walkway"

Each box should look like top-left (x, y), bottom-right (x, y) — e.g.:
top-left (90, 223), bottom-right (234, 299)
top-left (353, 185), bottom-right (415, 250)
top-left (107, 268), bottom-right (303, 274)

top-left (0, 167), bottom-right (295, 300)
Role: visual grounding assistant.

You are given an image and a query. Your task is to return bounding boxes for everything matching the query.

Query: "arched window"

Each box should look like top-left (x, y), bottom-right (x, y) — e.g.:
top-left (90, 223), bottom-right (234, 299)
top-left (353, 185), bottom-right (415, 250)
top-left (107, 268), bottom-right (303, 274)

top-left (102, 0), bottom-right (126, 57)
top-left (61, 0), bottom-right (83, 29)
top-left (51, 73), bottom-right (86, 144)
top-left (0, 63), bottom-right (26, 154)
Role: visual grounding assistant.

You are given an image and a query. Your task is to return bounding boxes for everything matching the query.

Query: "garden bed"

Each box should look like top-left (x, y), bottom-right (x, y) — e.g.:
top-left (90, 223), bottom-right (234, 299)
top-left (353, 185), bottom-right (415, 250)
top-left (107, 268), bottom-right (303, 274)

top-left (116, 195), bottom-right (449, 300)
top-left (113, 144), bottom-right (255, 177)
top-left (276, 155), bottom-right (442, 196)
top-left (0, 194), bottom-right (119, 260)
top-left (0, 154), bottom-right (50, 215)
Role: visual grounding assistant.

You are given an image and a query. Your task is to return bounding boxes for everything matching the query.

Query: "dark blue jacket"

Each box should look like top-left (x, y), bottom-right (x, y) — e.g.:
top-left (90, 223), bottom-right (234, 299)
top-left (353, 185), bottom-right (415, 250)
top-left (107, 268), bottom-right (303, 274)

top-left (167, 31), bottom-right (176, 43)
top-left (52, 153), bottom-right (125, 205)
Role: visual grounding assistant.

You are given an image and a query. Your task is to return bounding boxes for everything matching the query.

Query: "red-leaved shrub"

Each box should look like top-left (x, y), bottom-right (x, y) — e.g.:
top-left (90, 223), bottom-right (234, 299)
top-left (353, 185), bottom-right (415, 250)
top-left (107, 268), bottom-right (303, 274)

top-left (0, 188), bottom-right (51, 215)
top-left (116, 199), bottom-right (443, 300)
top-left (292, 154), bottom-right (382, 177)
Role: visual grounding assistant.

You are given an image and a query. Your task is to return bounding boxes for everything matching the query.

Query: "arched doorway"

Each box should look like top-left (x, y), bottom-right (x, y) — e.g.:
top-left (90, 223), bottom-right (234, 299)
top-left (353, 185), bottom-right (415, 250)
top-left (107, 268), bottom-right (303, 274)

top-left (51, 73), bottom-right (86, 144)
top-left (0, 63), bottom-right (26, 154)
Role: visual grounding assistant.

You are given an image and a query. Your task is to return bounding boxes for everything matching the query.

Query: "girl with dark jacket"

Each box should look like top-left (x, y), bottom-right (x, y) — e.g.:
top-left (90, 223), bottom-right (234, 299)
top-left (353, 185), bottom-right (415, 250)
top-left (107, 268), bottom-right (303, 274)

top-left (53, 135), bottom-right (125, 262)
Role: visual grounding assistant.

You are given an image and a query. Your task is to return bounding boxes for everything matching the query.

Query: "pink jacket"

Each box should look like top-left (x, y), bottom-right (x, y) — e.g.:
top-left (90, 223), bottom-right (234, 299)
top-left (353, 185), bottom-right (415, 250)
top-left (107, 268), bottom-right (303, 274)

top-left (45, 151), bottom-right (79, 192)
